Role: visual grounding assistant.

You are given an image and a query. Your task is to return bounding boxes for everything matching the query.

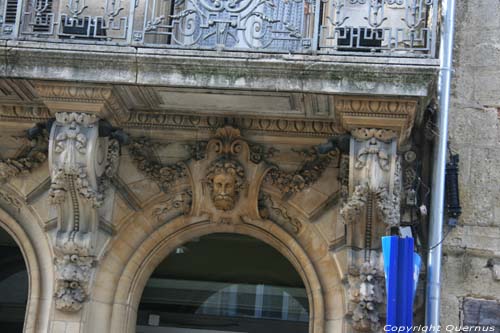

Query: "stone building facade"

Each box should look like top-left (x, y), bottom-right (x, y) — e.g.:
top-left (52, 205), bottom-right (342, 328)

top-left (441, 0), bottom-right (500, 329)
top-left (0, 0), bottom-right (497, 332)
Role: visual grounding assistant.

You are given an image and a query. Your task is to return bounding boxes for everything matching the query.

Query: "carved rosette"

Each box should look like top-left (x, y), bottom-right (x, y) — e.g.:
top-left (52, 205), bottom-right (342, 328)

top-left (48, 112), bottom-right (120, 312)
top-left (347, 262), bottom-right (385, 332)
top-left (54, 249), bottom-right (93, 312)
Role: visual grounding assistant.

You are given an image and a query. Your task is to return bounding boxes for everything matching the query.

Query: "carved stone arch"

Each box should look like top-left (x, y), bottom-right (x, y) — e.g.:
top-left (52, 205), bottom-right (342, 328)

top-left (0, 206), bottom-right (53, 333)
top-left (258, 189), bottom-right (349, 324)
top-left (86, 198), bottom-right (349, 333)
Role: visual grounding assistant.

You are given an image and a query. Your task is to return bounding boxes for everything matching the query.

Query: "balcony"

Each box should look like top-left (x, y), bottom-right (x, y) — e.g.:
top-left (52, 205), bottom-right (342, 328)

top-left (0, 0), bottom-right (439, 58)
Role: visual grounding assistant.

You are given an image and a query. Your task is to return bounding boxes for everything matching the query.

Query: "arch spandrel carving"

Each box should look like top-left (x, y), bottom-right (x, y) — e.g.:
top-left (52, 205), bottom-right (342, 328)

top-left (83, 125), bottom-right (353, 333)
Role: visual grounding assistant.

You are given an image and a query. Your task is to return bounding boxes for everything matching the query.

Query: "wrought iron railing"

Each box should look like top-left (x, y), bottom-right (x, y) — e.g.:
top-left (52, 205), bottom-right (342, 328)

top-left (0, 0), bottom-right (439, 57)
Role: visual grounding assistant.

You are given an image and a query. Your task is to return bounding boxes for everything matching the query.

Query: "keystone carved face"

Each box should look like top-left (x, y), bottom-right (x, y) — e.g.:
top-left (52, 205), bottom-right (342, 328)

top-left (206, 158), bottom-right (245, 211)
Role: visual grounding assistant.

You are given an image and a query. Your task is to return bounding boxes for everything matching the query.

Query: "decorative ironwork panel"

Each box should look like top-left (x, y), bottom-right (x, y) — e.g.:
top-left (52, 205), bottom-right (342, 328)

top-left (318, 0), bottom-right (438, 57)
top-left (133, 0), bottom-right (314, 52)
top-left (0, 0), bottom-right (21, 37)
top-left (20, 0), bottom-right (131, 42)
top-left (1, 0), bottom-right (439, 57)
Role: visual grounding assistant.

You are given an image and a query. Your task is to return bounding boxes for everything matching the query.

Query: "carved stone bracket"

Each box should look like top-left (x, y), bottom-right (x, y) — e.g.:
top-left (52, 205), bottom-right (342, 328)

top-left (48, 112), bottom-right (120, 312)
top-left (340, 128), bottom-right (401, 330)
top-left (342, 128), bottom-right (401, 228)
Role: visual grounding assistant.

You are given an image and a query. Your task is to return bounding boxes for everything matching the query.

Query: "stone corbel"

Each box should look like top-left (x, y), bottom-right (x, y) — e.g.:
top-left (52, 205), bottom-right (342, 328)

top-left (339, 128), bottom-right (402, 332)
top-left (48, 112), bottom-right (120, 312)
top-left (341, 128), bottom-right (401, 229)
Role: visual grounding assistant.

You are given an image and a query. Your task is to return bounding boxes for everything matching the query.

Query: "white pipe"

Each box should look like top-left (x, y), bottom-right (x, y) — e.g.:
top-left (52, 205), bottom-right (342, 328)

top-left (425, 0), bottom-right (456, 329)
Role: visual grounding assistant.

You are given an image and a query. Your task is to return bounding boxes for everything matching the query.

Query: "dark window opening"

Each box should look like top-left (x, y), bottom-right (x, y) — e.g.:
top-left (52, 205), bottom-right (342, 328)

top-left (137, 233), bottom-right (309, 333)
top-left (0, 228), bottom-right (28, 332)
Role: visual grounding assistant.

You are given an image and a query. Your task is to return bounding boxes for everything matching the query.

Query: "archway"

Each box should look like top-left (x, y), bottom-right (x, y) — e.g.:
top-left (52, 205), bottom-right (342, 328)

top-left (136, 233), bottom-right (309, 333)
top-left (0, 226), bottom-right (29, 331)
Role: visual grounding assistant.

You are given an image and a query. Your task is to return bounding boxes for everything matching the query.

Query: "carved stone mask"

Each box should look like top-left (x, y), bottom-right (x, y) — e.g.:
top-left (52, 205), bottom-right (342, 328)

top-left (206, 158), bottom-right (245, 211)
top-left (213, 172), bottom-right (236, 211)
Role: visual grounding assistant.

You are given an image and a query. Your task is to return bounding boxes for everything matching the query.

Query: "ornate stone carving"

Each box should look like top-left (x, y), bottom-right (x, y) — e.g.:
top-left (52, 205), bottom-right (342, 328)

top-left (342, 128), bottom-right (401, 280)
top-left (34, 82), bottom-right (129, 123)
top-left (344, 128), bottom-right (400, 227)
top-left (341, 184), bottom-right (369, 225)
top-left (351, 128), bottom-right (398, 142)
top-left (347, 262), bottom-right (385, 332)
top-left (152, 192), bottom-right (192, 223)
top-left (129, 126), bottom-right (336, 228)
top-left (0, 188), bottom-right (24, 209)
top-left (125, 112), bottom-right (340, 137)
top-left (48, 112), bottom-right (120, 312)
top-left (54, 247), bottom-right (93, 312)
top-left (206, 157), bottom-right (245, 211)
top-left (259, 193), bottom-right (302, 234)
top-left (375, 160), bottom-right (401, 227)
top-left (0, 126), bottom-right (48, 182)
top-left (127, 137), bottom-right (188, 191)
top-left (335, 96), bottom-right (417, 144)
top-left (265, 147), bottom-right (339, 195)
top-left (0, 105), bottom-right (51, 121)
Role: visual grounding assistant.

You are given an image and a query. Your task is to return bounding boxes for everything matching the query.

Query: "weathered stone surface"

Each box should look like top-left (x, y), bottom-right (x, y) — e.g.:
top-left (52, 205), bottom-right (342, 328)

top-left (463, 298), bottom-right (500, 328)
top-left (443, 0), bottom-right (500, 326)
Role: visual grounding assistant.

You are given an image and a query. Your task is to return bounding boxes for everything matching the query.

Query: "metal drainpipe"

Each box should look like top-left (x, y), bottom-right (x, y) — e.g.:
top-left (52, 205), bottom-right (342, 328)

top-left (425, 0), bottom-right (456, 329)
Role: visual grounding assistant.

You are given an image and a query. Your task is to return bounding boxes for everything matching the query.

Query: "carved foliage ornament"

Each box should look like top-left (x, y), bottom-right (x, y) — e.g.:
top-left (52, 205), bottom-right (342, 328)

top-left (0, 126), bottom-right (48, 182)
top-left (127, 137), bottom-right (187, 192)
top-left (128, 126), bottom-right (338, 219)
top-left (341, 166), bottom-right (401, 227)
top-left (265, 146), bottom-right (340, 195)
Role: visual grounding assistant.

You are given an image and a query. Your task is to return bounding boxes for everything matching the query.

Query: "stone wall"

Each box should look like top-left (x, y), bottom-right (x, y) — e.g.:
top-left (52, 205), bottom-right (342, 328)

top-left (443, 0), bottom-right (500, 327)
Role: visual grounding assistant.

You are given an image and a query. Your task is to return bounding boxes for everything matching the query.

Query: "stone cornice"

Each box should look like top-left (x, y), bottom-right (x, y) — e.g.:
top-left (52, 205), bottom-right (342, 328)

top-left (33, 82), bottom-right (129, 124)
top-left (125, 112), bottom-right (342, 137)
top-left (1, 41), bottom-right (438, 98)
top-left (335, 96), bottom-right (418, 144)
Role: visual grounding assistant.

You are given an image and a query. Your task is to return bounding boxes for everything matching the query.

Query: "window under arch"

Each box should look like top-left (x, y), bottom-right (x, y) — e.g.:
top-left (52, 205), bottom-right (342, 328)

top-left (137, 233), bottom-right (309, 333)
top-left (0, 227), bottom-right (29, 332)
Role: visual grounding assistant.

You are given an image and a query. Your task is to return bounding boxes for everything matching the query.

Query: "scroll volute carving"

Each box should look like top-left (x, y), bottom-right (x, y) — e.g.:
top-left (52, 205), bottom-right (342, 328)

top-left (188, 126), bottom-right (268, 223)
top-left (48, 112), bottom-right (120, 312)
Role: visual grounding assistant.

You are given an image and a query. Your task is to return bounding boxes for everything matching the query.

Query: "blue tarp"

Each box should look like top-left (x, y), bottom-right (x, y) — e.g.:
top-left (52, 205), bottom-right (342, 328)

top-left (382, 236), bottom-right (422, 331)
